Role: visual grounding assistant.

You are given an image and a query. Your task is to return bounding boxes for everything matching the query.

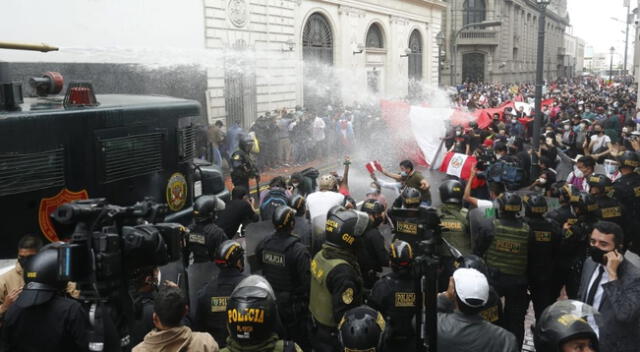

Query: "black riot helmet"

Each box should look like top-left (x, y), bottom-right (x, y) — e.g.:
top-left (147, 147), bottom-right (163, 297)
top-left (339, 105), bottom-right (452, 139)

top-left (17, 243), bottom-right (66, 308)
top-left (570, 192), bottom-right (598, 218)
top-left (439, 179), bottom-right (464, 205)
top-left (215, 240), bottom-right (245, 269)
top-left (401, 187), bottom-right (422, 208)
top-left (325, 206), bottom-right (369, 250)
top-left (496, 192), bottom-right (522, 218)
top-left (524, 194), bottom-right (548, 218)
top-left (290, 194), bottom-right (306, 216)
top-left (617, 150), bottom-right (640, 170)
top-left (389, 240), bottom-right (414, 270)
top-left (456, 254), bottom-right (489, 276)
top-left (360, 199), bottom-right (385, 215)
top-left (193, 195), bottom-right (225, 223)
top-left (226, 275), bottom-right (278, 345)
top-left (239, 134), bottom-right (254, 153)
top-left (550, 181), bottom-right (575, 205)
top-left (586, 174), bottom-right (611, 195)
top-left (338, 305), bottom-right (386, 352)
top-left (272, 205), bottom-right (296, 232)
top-left (534, 300), bottom-right (599, 352)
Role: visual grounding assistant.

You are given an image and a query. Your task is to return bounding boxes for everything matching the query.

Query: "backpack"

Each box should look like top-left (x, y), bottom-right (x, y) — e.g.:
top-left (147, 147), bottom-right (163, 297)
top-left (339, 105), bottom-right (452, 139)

top-left (260, 188), bottom-right (290, 221)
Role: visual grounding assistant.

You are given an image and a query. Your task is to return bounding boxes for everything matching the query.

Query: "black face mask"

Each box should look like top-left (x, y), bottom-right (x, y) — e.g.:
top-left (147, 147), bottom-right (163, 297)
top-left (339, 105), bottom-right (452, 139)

top-left (17, 256), bottom-right (30, 268)
top-left (588, 246), bottom-right (609, 265)
top-left (371, 216), bottom-right (384, 228)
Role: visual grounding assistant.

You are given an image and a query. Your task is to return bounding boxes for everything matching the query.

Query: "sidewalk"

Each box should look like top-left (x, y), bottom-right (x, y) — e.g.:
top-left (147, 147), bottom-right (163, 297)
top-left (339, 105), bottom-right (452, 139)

top-left (224, 158), bottom-right (339, 194)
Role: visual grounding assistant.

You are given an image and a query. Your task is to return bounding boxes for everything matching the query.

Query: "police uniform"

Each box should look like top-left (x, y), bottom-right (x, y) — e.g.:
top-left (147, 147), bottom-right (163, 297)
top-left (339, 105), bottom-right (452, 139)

top-left (562, 217), bottom-right (597, 299)
top-left (438, 204), bottom-right (471, 256)
top-left (368, 270), bottom-right (417, 352)
top-left (255, 231), bottom-right (311, 349)
top-left (231, 148), bottom-right (258, 191)
top-left (391, 207), bottom-right (439, 251)
top-left (188, 222), bottom-right (228, 264)
top-left (594, 194), bottom-right (624, 227)
top-left (545, 203), bottom-right (577, 299)
top-left (524, 215), bottom-right (560, 319)
top-left (194, 267), bottom-right (247, 348)
top-left (356, 225), bottom-right (388, 289)
top-left (613, 172), bottom-right (640, 252)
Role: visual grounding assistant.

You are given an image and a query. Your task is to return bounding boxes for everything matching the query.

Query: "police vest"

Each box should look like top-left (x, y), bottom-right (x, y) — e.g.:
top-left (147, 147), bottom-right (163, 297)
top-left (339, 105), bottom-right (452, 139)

top-left (391, 210), bottom-right (427, 249)
top-left (439, 205), bottom-right (470, 256)
top-left (596, 196), bottom-right (623, 225)
top-left (380, 274), bottom-right (417, 339)
top-left (486, 219), bottom-right (529, 276)
top-left (525, 217), bottom-right (555, 275)
top-left (260, 235), bottom-right (300, 294)
top-left (189, 223), bottom-right (214, 262)
top-left (309, 252), bottom-right (349, 327)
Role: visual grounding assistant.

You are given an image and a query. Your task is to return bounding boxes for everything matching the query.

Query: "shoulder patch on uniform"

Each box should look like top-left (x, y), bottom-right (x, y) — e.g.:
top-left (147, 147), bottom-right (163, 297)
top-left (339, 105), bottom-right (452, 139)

top-left (342, 288), bottom-right (354, 304)
top-left (210, 296), bottom-right (228, 312)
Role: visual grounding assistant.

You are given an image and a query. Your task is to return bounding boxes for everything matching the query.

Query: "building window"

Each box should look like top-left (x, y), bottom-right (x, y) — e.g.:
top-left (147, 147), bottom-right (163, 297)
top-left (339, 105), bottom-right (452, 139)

top-left (408, 30), bottom-right (423, 80)
top-left (366, 24), bottom-right (384, 48)
top-left (463, 0), bottom-right (486, 26)
top-left (302, 13), bottom-right (335, 111)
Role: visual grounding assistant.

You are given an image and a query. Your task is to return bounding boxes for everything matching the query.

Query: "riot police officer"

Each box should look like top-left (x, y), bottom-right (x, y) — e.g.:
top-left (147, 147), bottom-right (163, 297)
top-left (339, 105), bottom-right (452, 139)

top-left (533, 300), bottom-right (599, 352)
top-left (545, 182), bottom-right (579, 300)
top-left (290, 194), bottom-right (312, 251)
top-left (231, 134), bottom-right (260, 191)
top-left (222, 275), bottom-right (302, 352)
top-left (357, 199), bottom-right (389, 289)
top-left (309, 206), bottom-right (368, 352)
top-left (194, 240), bottom-right (247, 348)
top-left (613, 151), bottom-right (640, 252)
top-left (188, 195), bottom-right (229, 306)
top-left (391, 187), bottom-right (441, 251)
top-left (338, 305), bottom-right (386, 352)
top-left (563, 192), bottom-right (598, 299)
top-left (255, 205), bottom-right (311, 350)
top-left (2, 243), bottom-right (89, 352)
top-left (368, 240), bottom-right (418, 352)
top-left (438, 179), bottom-right (470, 287)
top-left (523, 194), bottom-right (560, 319)
top-left (587, 174), bottom-right (624, 227)
top-left (480, 192), bottom-right (530, 347)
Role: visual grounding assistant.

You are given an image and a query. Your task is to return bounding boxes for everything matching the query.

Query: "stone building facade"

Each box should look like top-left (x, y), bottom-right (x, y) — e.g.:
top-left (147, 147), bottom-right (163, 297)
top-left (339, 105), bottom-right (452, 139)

top-left (204, 0), bottom-right (446, 127)
top-left (441, 0), bottom-right (570, 85)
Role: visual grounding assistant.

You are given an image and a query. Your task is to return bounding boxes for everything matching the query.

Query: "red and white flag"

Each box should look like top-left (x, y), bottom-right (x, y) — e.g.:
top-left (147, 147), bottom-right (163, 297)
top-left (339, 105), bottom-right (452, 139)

top-left (439, 151), bottom-right (477, 179)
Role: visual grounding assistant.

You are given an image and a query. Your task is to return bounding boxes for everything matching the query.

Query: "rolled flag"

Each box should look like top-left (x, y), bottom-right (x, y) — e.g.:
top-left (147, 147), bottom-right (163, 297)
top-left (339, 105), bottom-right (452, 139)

top-left (365, 161), bottom-right (376, 174)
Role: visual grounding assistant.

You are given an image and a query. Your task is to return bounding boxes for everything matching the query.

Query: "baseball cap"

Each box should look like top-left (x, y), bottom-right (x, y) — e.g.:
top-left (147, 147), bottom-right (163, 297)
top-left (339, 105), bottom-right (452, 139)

top-left (453, 268), bottom-right (489, 308)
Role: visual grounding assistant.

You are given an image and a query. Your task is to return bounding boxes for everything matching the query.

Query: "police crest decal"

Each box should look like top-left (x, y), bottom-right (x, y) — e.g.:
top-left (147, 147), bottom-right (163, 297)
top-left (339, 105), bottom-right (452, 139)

top-left (166, 173), bottom-right (188, 211)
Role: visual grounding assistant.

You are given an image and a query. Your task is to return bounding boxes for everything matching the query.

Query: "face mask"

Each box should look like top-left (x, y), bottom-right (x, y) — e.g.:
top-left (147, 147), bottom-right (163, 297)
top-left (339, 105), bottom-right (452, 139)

top-left (573, 168), bottom-right (584, 178)
top-left (594, 129), bottom-right (603, 134)
top-left (400, 171), bottom-right (408, 177)
top-left (585, 109), bottom-right (591, 113)
top-left (564, 125), bottom-right (571, 131)
top-left (511, 119), bottom-right (517, 124)
top-left (17, 256), bottom-right (29, 268)
top-left (371, 216), bottom-right (384, 227)
top-left (588, 246), bottom-right (609, 265)
top-left (580, 123), bottom-right (586, 129)
top-left (456, 131), bottom-right (461, 136)
top-left (546, 137), bottom-right (553, 145)
top-left (605, 163), bottom-right (618, 174)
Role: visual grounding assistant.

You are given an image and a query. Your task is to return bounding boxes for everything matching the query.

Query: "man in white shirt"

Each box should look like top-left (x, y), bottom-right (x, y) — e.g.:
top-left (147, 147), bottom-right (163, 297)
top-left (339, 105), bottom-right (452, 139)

top-left (306, 174), bottom-right (345, 253)
top-left (577, 221), bottom-right (640, 352)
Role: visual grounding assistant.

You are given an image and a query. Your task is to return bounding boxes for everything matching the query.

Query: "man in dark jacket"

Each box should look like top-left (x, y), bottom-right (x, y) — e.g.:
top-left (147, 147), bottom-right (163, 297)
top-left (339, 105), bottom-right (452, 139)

top-left (437, 268), bottom-right (518, 352)
top-left (577, 221), bottom-right (640, 352)
top-left (357, 199), bottom-right (388, 289)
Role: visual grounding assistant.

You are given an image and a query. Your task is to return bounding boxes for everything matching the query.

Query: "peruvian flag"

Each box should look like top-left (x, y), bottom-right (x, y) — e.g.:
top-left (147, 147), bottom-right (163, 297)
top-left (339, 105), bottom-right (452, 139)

top-left (439, 152), bottom-right (477, 179)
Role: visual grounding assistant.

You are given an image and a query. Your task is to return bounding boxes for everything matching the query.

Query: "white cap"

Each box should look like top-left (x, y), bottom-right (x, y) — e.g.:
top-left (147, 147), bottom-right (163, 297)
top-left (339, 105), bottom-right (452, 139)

top-left (453, 268), bottom-right (489, 308)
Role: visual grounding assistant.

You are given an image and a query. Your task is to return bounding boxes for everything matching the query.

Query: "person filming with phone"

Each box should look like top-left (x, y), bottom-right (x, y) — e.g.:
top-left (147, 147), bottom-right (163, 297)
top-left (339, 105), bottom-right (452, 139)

top-left (577, 221), bottom-right (640, 352)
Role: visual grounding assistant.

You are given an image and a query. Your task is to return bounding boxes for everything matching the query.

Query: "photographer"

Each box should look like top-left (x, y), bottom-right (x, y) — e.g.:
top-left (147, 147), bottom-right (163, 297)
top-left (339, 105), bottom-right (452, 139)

top-left (1, 244), bottom-right (90, 352)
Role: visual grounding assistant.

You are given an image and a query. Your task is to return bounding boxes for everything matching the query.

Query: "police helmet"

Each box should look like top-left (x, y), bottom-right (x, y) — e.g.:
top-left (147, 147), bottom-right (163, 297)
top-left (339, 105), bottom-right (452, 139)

top-left (524, 194), bottom-right (548, 218)
top-left (215, 240), bottom-right (245, 268)
top-left (617, 150), bottom-right (640, 169)
top-left (534, 300), bottom-right (599, 352)
top-left (496, 192), bottom-right (522, 217)
top-left (325, 206), bottom-right (369, 250)
top-left (389, 240), bottom-right (414, 268)
top-left (290, 194), bottom-right (306, 215)
top-left (338, 305), bottom-right (386, 352)
top-left (586, 174), bottom-right (611, 194)
top-left (550, 181), bottom-right (575, 204)
top-left (239, 134), bottom-right (254, 153)
top-left (227, 275), bottom-right (277, 345)
top-left (272, 205), bottom-right (296, 231)
top-left (456, 254), bottom-right (489, 276)
top-left (18, 243), bottom-right (66, 308)
top-left (360, 199), bottom-right (385, 215)
top-left (401, 187), bottom-right (422, 208)
top-left (193, 195), bottom-right (225, 222)
top-left (570, 192), bottom-right (598, 217)
top-left (319, 174), bottom-right (338, 191)
top-left (439, 179), bottom-right (464, 205)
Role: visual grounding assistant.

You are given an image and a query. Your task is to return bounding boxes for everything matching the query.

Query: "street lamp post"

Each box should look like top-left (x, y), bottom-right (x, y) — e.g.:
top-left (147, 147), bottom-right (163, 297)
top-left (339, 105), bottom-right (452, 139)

top-left (610, 46), bottom-right (616, 81)
top-left (532, 0), bottom-right (550, 177)
top-left (436, 31), bottom-right (445, 86)
top-left (451, 20), bottom-right (502, 86)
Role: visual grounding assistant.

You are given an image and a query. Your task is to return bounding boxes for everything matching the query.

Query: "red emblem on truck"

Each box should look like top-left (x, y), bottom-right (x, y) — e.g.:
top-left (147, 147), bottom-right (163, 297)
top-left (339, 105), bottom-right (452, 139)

top-left (38, 188), bottom-right (89, 242)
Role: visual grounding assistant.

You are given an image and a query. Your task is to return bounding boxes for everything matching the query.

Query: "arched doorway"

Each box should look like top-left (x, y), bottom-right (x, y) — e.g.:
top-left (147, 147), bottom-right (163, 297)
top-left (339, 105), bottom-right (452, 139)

top-left (302, 13), bottom-right (334, 112)
top-left (408, 30), bottom-right (423, 98)
top-left (365, 23), bottom-right (385, 94)
top-left (462, 53), bottom-right (485, 83)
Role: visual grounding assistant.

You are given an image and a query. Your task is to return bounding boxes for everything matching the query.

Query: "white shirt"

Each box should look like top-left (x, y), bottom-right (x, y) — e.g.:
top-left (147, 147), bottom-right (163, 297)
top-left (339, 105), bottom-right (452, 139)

top-left (586, 264), bottom-right (610, 337)
top-left (590, 134), bottom-right (611, 153)
top-left (375, 180), bottom-right (402, 198)
top-left (306, 191), bottom-right (345, 222)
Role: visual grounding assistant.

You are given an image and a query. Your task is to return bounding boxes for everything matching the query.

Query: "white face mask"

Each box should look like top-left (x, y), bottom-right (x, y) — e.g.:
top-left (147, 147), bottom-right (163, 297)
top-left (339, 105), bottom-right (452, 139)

top-left (512, 119), bottom-right (517, 124)
top-left (456, 131), bottom-right (461, 136)
top-left (564, 125), bottom-right (571, 131)
top-left (546, 137), bottom-right (553, 145)
top-left (573, 168), bottom-right (584, 178)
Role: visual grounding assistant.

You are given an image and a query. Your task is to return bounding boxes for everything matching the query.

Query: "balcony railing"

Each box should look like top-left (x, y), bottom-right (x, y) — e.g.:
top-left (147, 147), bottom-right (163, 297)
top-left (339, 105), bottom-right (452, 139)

top-left (457, 29), bottom-right (499, 46)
